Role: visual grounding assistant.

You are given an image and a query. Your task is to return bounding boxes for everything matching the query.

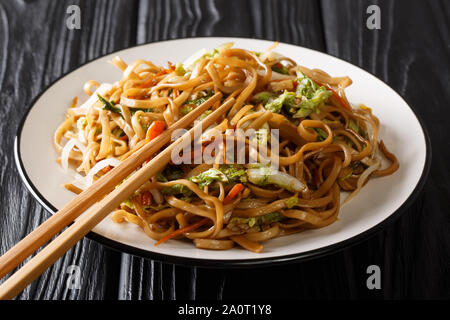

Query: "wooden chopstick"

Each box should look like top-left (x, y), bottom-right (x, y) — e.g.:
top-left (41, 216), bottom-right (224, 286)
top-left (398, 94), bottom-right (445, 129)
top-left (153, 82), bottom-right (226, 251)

top-left (0, 97), bottom-right (235, 300)
top-left (0, 92), bottom-right (222, 280)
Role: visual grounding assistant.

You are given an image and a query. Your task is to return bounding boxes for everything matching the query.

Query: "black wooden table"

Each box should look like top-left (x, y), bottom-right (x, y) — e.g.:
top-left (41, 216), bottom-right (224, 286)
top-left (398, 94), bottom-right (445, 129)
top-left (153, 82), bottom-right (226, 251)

top-left (0, 0), bottom-right (448, 300)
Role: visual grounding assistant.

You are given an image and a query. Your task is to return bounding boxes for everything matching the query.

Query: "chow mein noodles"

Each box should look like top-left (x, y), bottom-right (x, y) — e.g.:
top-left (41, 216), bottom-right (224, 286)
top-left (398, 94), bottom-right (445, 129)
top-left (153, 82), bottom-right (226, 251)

top-left (54, 43), bottom-right (398, 253)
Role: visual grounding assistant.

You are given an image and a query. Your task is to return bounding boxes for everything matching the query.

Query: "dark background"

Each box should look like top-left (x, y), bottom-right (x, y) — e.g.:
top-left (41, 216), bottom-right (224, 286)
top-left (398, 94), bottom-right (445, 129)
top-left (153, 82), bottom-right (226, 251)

top-left (0, 0), bottom-right (448, 300)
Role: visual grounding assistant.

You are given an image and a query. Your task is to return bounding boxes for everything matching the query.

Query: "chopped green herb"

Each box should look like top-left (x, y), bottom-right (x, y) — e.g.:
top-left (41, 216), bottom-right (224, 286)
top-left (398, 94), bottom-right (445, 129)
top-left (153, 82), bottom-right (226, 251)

top-left (97, 94), bottom-right (123, 117)
top-left (312, 127), bottom-right (328, 141)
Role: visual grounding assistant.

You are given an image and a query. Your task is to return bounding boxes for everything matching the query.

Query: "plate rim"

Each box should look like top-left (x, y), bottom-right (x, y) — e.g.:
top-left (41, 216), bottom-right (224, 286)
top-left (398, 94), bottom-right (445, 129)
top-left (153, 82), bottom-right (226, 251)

top-left (13, 36), bottom-right (432, 268)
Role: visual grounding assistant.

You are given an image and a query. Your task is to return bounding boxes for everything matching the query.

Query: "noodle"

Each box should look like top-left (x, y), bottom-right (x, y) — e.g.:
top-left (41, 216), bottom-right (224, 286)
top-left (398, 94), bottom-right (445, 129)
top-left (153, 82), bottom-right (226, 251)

top-left (54, 42), bottom-right (399, 252)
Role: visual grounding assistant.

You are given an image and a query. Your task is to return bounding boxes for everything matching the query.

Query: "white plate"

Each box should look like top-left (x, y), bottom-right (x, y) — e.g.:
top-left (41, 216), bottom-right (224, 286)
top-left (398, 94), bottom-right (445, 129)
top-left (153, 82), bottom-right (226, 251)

top-left (15, 37), bottom-right (430, 266)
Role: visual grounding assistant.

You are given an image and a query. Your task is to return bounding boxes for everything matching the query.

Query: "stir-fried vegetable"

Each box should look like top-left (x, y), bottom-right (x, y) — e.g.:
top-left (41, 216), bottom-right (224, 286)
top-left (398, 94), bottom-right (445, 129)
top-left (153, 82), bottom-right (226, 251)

top-left (188, 166), bottom-right (247, 189)
top-left (264, 91), bottom-right (296, 113)
top-left (175, 62), bottom-right (186, 76)
top-left (155, 218), bottom-right (209, 246)
top-left (179, 105), bottom-right (193, 116)
top-left (312, 127), bottom-right (328, 141)
top-left (159, 165), bottom-right (247, 195)
top-left (292, 73), bottom-right (331, 118)
top-left (220, 165), bottom-right (247, 183)
top-left (161, 184), bottom-right (193, 197)
top-left (271, 63), bottom-right (289, 74)
top-left (156, 172), bottom-right (168, 182)
top-left (97, 94), bottom-right (122, 116)
top-left (223, 183), bottom-right (245, 205)
top-left (183, 92), bottom-right (215, 106)
top-left (247, 167), bottom-right (306, 192)
top-left (260, 73), bottom-right (331, 118)
top-left (314, 80), bottom-right (352, 111)
top-left (146, 121), bottom-right (165, 141)
top-left (158, 167), bottom-right (193, 196)
top-left (348, 119), bottom-right (360, 133)
top-left (189, 168), bottom-right (229, 188)
top-left (156, 165), bottom-right (185, 183)
top-left (285, 195), bottom-right (299, 208)
top-left (252, 91), bottom-right (277, 104)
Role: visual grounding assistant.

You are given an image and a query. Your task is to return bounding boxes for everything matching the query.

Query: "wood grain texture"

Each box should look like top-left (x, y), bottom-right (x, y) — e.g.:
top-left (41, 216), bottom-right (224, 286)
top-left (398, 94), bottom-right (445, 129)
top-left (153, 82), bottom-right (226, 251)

top-left (0, 0), bottom-right (448, 300)
top-left (320, 0), bottom-right (450, 299)
top-left (0, 0), bottom-right (138, 299)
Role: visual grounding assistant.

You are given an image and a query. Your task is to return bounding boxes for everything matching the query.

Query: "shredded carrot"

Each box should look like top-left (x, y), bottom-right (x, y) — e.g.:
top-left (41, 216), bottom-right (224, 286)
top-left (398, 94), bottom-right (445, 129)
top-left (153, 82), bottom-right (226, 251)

top-left (146, 120), bottom-right (166, 141)
top-left (223, 183), bottom-right (244, 205)
top-left (139, 64), bottom-right (176, 88)
top-left (154, 218), bottom-right (209, 246)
